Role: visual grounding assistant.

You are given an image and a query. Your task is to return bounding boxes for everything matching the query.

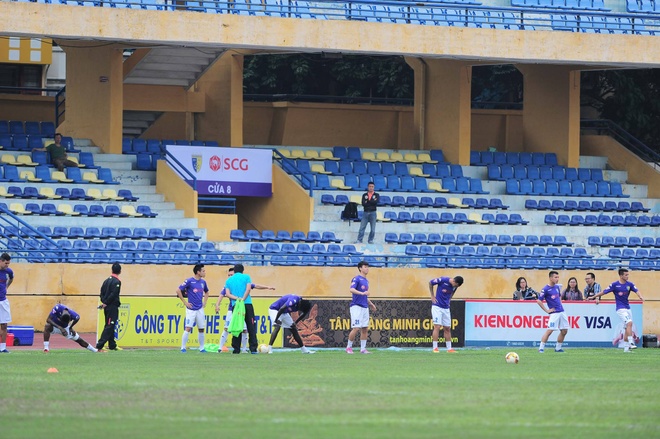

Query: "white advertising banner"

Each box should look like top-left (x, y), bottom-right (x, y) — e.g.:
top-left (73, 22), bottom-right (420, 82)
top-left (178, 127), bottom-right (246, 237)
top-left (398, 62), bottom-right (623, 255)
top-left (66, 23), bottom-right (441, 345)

top-left (465, 300), bottom-right (643, 348)
top-left (165, 145), bottom-right (272, 197)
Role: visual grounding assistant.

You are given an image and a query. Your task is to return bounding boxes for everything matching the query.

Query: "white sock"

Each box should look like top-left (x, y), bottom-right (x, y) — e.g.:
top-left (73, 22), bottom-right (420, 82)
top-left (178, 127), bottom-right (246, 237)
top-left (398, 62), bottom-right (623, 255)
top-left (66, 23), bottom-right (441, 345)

top-left (219, 331), bottom-right (228, 349)
top-left (628, 336), bottom-right (634, 344)
top-left (181, 331), bottom-right (190, 349)
top-left (198, 333), bottom-right (205, 351)
top-left (0, 343), bottom-right (5, 350)
top-left (539, 342), bottom-right (546, 350)
top-left (301, 346), bottom-right (309, 353)
top-left (446, 341), bottom-right (452, 350)
top-left (432, 341), bottom-right (438, 349)
top-left (347, 340), bottom-right (353, 349)
top-left (44, 341), bottom-right (50, 350)
top-left (241, 332), bottom-right (248, 349)
top-left (87, 345), bottom-right (97, 352)
top-left (556, 343), bottom-right (562, 350)
top-left (360, 340), bottom-right (367, 350)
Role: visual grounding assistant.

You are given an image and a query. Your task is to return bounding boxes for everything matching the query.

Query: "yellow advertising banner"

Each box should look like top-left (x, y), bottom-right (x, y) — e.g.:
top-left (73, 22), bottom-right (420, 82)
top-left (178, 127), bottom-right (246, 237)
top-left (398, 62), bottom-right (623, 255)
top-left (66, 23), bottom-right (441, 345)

top-left (96, 297), bottom-right (280, 348)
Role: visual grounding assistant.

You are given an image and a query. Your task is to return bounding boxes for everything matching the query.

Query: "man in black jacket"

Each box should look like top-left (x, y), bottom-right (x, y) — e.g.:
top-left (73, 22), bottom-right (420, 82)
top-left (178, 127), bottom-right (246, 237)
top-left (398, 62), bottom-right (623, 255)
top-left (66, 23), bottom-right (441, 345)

top-left (356, 182), bottom-right (379, 244)
top-left (96, 263), bottom-right (122, 351)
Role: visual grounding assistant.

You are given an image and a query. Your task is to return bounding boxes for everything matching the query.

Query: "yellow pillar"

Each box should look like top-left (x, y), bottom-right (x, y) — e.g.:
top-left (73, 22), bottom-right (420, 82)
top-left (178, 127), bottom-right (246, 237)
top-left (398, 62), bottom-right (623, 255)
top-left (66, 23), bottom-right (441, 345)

top-left (407, 58), bottom-right (472, 165)
top-left (195, 52), bottom-right (244, 147)
top-left (59, 42), bottom-right (123, 154)
top-left (518, 65), bottom-right (581, 167)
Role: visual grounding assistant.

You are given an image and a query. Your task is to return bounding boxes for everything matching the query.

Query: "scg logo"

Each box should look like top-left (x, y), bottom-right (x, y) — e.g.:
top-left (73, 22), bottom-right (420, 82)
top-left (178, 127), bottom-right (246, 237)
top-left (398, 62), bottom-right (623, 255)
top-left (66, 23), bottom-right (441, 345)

top-left (208, 156), bottom-right (249, 172)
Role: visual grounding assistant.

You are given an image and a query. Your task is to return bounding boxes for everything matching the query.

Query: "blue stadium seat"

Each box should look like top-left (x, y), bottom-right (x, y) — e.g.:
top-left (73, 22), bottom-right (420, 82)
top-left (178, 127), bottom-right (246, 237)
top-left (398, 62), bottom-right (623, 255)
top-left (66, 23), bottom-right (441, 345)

top-left (147, 228), bottom-right (164, 240)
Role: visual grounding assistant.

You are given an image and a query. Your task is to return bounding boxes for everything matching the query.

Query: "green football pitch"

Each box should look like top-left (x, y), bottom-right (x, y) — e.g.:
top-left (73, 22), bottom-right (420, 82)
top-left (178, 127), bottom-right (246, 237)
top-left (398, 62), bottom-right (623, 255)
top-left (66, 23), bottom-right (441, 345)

top-left (2, 348), bottom-right (659, 439)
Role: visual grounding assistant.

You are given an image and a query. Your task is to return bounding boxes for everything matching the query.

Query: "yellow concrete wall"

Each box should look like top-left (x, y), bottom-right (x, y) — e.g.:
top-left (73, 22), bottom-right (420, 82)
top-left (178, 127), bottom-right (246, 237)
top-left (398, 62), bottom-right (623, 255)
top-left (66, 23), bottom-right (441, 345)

top-left (5, 3), bottom-right (660, 68)
top-left (123, 84), bottom-right (205, 113)
top-left (195, 52), bottom-right (244, 147)
top-left (197, 212), bottom-right (237, 241)
top-left (471, 110), bottom-right (523, 152)
top-left (8, 263), bottom-right (659, 334)
top-left (581, 135), bottom-right (660, 198)
top-left (236, 164), bottom-right (313, 232)
top-left (0, 95), bottom-right (54, 123)
top-left (142, 112), bottom-right (189, 140)
top-left (155, 159), bottom-right (198, 217)
top-left (59, 43), bottom-right (123, 154)
top-left (519, 65), bottom-right (581, 167)
top-left (244, 102), bottom-right (414, 149)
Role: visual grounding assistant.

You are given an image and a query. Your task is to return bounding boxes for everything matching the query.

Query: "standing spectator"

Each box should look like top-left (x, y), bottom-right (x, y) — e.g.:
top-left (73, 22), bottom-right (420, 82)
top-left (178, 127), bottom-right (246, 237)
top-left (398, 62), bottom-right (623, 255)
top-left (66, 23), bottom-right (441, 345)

top-left (583, 272), bottom-right (601, 300)
top-left (346, 260), bottom-right (377, 354)
top-left (587, 268), bottom-right (644, 352)
top-left (44, 304), bottom-right (98, 353)
top-left (537, 270), bottom-right (569, 353)
top-left (215, 266), bottom-right (275, 353)
top-left (512, 277), bottom-right (538, 300)
top-left (356, 182), bottom-right (379, 244)
top-left (265, 294), bottom-right (314, 354)
top-left (96, 263), bottom-right (122, 351)
top-left (561, 277), bottom-right (583, 301)
top-left (0, 253), bottom-right (13, 354)
top-left (223, 264), bottom-right (258, 354)
top-left (429, 274), bottom-right (464, 353)
top-left (177, 264), bottom-right (210, 353)
top-left (33, 132), bottom-right (78, 172)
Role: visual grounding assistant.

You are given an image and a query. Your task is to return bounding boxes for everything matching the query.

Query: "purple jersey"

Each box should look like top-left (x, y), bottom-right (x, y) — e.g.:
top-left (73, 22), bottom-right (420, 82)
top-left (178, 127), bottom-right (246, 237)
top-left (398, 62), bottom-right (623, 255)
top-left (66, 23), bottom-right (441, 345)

top-left (350, 275), bottom-right (369, 308)
top-left (602, 281), bottom-right (638, 310)
top-left (0, 267), bottom-right (14, 301)
top-left (49, 304), bottom-right (80, 327)
top-left (270, 294), bottom-right (302, 313)
top-left (538, 284), bottom-right (564, 313)
top-left (430, 276), bottom-right (457, 309)
top-left (221, 283), bottom-right (255, 311)
top-left (179, 277), bottom-right (208, 310)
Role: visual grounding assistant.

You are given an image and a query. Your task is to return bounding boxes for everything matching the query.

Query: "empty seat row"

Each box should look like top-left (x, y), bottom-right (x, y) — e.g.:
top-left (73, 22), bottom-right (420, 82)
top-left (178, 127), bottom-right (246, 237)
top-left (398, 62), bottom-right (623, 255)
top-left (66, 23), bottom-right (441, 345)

top-left (525, 199), bottom-right (648, 212)
top-left (404, 245), bottom-right (591, 258)
top-left (0, 202), bottom-right (155, 218)
top-left (269, 255), bottom-right (388, 267)
top-left (588, 236), bottom-right (660, 248)
top-left (512, 0), bottom-right (608, 10)
top-left (303, 160), bottom-right (463, 178)
top-left (0, 165), bottom-right (117, 185)
top-left (19, 251), bottom-right (221, 265)
top-left (305, 173), bottom-right (487, 194)
top-left (250, 242), bottom-right (362, 255)
top-left (385, 232), bottom-right (572, 246)
top-left (322, 194), bottom-right (509, 210)
top-left (1, 186), bottom-right (137, 202)
top-left (0, 134), bottom-right (77, 152)
top-left (545, 214), bottom-right (660, 226)
top-left (471, 151), bottom-right (557, 166)
top-left (0, 121), bottom-right (55, 136)
top-left (424, 256), bottom-right (625, 270)
top-left (328, 146), bottom-right (446, 164)
top-left (506, 179), bottom-right (628, 197)
top-left (230, 229), bottom-right (341, 243)
top-left (626, 0), bottom-right (660, 13)
top-left (2, 226), bottom-right (198, 241)
top-left (122, 138), bottom-right (219, 154)
top-left (608, 248), bottom-right (660, 259)
top-left (488, 165), bottom-right (603, 182)
top-left (51, 239), bottom-right (216, 253)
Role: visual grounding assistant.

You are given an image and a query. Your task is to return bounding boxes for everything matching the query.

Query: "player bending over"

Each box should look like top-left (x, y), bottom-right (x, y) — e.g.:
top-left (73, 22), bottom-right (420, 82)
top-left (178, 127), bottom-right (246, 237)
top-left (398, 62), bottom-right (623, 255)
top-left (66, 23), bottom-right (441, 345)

top-left (44, 304), bottom-right (98, 353)
top-left (266, 295), bottom-right (314, 354)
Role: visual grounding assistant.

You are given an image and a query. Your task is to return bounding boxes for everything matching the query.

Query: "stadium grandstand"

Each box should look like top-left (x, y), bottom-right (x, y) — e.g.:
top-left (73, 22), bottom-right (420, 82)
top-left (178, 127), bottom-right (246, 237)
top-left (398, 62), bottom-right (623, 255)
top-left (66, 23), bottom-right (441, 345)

top-left (0, 0), bottom-right (657, 338)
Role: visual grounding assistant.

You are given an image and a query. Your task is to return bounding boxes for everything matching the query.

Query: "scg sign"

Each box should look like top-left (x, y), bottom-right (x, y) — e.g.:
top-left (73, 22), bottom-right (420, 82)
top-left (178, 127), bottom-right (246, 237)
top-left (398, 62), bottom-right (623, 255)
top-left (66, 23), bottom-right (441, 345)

top-left (209, 155), bottom-right (248, 172)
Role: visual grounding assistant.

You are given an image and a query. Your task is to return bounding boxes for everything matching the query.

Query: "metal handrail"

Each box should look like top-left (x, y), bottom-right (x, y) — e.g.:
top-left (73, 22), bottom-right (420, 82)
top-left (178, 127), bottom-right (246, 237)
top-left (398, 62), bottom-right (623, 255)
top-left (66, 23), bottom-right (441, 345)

top-left (272, 149), bottom-right (314, 196)
top-left (164, 148), bottom-right (198, 191)
top-left (55, 86), bottom-right (66, 128)
top-left (581, 119), bottom-right (660, 165)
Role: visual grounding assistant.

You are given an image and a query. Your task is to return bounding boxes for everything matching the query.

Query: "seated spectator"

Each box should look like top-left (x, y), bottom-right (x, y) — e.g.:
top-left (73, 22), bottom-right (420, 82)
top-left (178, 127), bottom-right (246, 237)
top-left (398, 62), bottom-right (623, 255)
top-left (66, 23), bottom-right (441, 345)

top-left (583, 272), bottom-right (601, 300)
top-left (33, 132), bottom-right (78, 172)
top-left (512, 277), bottom-right (538, 300)
top-left (561, 277), bottom-right (583, 301)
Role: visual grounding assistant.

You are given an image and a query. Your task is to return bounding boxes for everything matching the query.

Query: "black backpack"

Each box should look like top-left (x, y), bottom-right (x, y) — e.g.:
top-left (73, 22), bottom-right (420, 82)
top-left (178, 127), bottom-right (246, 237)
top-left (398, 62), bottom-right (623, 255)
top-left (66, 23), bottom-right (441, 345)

top-left (341, 202), bottom-right (359, 221)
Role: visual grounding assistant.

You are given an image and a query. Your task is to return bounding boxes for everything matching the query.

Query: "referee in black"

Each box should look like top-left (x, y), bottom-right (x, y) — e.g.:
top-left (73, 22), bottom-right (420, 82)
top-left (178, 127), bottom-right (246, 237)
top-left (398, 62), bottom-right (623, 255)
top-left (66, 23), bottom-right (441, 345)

top-left (96, 263), bottom-right (122, 351)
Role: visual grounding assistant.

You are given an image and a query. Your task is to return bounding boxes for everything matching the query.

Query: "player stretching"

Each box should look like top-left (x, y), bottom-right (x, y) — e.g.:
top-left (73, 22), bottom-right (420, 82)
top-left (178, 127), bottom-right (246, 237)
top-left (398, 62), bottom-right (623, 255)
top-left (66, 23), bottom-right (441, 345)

top-left (537, 270), bottom-right (568, 353)
top-left (587, 268), bottom-right (644, 352)
top-left (429, 275), bottom-right (464, 353)
top-left (266, 294), bottom-right (314, 354)
top-left (346, 261), bottom-right (377, 354)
